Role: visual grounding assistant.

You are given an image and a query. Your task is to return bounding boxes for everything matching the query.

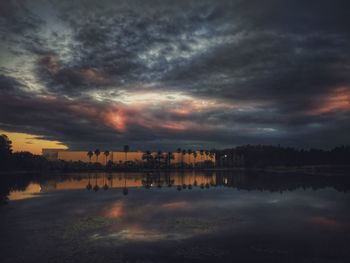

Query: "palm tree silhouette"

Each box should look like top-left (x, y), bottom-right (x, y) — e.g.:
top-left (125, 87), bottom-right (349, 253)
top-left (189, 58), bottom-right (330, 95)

top-left (156, 151), bottom-right (163, 168)
top-left (209, 151), bottom-right (215, 167)
top-left (205, 150), bottom-right (210, 161)
top-left (87, 151), bottom-right (93, 163)
top-left (193, 151), bottom-right (197, 167)
top-left (123, 145), bottom-right (129, 163)
top-left (142, 150), bottom-right (153, 163)
top-left (181, 149), bottom-right (186, 168)
top-left (187, 149), bottom-right (192, 165)
top-left (166, 152), bottom-right (174, 167)
top-left (176, 148), bottom-right (182, 167)
top-left (103, 150), bottom-right (110, 165)
top-left (200, 149), bottom-right (204, 166)
top-left (94, 149), bottom-right (101, 163)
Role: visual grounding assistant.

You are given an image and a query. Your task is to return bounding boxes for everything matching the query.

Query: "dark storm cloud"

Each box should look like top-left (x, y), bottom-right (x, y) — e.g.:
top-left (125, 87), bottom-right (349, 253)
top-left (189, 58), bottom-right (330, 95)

top-left (0, 0), bottom-right (41, 35)
top-left (1, 0), bottom-right (350, 150)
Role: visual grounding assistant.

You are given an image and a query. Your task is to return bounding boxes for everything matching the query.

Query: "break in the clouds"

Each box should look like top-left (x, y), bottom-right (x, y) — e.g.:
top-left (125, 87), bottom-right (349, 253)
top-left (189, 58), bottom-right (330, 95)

top-left (1, 0), bottom-right (350, 150)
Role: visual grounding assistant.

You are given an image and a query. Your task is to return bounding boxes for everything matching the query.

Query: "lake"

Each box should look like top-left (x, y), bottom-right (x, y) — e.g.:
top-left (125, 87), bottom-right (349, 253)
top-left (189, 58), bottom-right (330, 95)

top-left (1, 171), bottom-right (350, 263)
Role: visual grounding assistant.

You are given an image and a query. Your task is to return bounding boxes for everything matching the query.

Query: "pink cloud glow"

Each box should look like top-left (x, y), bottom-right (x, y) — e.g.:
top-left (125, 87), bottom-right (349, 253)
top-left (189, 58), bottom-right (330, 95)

top-left (162, 201), bottom-right (190, 209)
top-left (103, 201), bottom-right (125, 218)
top-left (103, 109), bottom-right (127, 132)
top-left (309, 87), bottom-right (350, 115)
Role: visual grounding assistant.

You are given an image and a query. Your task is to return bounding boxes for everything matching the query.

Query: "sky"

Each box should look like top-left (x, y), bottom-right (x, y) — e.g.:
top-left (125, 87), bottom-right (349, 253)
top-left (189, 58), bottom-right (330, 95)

top-left (1, 0), bottom-right (350, 152)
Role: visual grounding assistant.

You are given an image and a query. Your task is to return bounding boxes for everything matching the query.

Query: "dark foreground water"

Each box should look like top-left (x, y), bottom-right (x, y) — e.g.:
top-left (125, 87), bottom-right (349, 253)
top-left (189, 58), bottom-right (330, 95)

top-left (1, 171), bottom-right (350, 263)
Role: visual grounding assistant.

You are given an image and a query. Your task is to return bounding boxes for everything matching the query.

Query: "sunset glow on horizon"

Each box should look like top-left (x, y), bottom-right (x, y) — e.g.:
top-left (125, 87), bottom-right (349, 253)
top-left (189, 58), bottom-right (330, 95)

top-left (0, 130), bottom-right (68, 155)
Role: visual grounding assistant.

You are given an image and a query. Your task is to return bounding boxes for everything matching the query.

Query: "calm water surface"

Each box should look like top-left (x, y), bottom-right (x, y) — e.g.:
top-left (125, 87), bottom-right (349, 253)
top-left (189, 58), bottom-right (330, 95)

top-left (1, 171), bottom-right (350, 263)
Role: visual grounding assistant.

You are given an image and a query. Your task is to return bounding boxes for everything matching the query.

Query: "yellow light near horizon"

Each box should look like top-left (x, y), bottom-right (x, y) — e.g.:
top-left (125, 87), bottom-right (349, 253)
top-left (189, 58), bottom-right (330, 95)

top-left (0, 130), bottom-right (68, 155)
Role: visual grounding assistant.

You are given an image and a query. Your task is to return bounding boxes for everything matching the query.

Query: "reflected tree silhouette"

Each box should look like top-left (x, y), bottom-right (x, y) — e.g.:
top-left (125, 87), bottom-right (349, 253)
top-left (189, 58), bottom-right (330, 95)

top-left (157, 172), bottom-right (162, 188)
top-left (193, 171), bottom-right (198, 187)
top-left (86, 173), bottom-right (92, 190)
top-left (108, 173), bottom-right (113, 188)
top-left (103, 174), bottom-right (109, 190)
top-left (187, 172), bottom-right (193, 189)
top-left (167, 173), bottom-right (173, 187)
top-left (210, 177), bottom-right (216, 187)
top-left (142, 172), bottom-right (151, 189)
top-left (182, 174), bottom-right (187, 189)
top-left (123, 173), bottom-right (128, 195)
top-left (93, 174), bottom-right (99, 192)
top-left (3, 171), bottom-right (350, 203)
top-left (142, 150), bottom-right (153, 168)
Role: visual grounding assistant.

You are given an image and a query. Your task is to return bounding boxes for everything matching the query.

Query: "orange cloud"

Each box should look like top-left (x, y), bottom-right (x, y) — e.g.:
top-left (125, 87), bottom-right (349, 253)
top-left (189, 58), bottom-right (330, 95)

top-left (309, 87), bottom-right (350, 115)
top-left (104, 109), bottom-right (127, 131)
top-left (160, 122), bottom-right (187, 130)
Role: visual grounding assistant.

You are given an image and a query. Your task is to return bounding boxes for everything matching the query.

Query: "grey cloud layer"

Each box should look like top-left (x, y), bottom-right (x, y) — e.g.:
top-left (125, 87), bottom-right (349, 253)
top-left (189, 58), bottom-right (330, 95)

top-left (1, 0), bottom-right (350, 150)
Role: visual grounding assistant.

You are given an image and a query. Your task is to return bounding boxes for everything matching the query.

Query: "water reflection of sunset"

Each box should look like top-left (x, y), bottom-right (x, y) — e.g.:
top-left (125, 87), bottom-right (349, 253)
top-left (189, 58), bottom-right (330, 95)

top-left (103, 201), bottom-right (125, 218)
top-left (309, 216), bottom-right (349, 229)
top-left (40, 173), bottom-right (217, 191)
top-left (9, 183), bottom-right (42, 200)
top-left (162, 201), bottom-right (190, 209)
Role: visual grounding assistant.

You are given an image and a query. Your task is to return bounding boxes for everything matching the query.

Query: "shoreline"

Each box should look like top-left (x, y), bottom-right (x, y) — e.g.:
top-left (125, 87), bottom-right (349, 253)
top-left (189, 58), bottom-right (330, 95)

top-left (1, 165), bottom-right (350, 177)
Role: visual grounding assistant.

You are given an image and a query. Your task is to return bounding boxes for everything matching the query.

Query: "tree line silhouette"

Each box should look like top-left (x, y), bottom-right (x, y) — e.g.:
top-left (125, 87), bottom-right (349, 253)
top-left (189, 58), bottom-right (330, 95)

top-left (1, 134), bottom-right (350, 173)
top-left (217, 145), bottom-right (350, 168)
top-left (84, 147), bottom-right (215, 170)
